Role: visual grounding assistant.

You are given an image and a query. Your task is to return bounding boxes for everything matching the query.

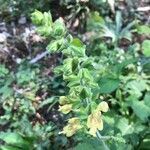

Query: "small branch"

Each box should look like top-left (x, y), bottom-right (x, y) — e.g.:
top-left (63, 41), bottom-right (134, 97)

top-left (96, 131), bottom-right (110, 150)
top-left (29, 51), bottom-right (49, 64)
top-left (97, 136), bottom-right (113, 141)
top-left (137, 6), bottom-right (150, 12)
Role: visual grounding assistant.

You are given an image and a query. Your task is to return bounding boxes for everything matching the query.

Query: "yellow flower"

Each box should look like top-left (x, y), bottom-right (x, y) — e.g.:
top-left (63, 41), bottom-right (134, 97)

top-left (68, 117), bottom-right (80, 124)
top-left (59, 104), bottom-right (72, 114)
top-left (59, 96), bottom-right (68, 105)
top-left (87, 110), bottom-right (103, 137)
top-left (60, 117), bottom-right (82, 137)
top-left (97, 101), bottom-right (109, 112)
top-left (61, 125), bottom-right (75, 137)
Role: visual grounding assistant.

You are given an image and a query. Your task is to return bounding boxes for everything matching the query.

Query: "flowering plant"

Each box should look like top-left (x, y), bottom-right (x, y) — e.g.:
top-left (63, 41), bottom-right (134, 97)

top-left (31, 10), bottom-right (109, 138)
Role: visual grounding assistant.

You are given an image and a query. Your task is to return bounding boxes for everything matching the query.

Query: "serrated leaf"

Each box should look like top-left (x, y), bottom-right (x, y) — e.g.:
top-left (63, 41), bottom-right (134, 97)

top-left (47, 40), bottom-right (59, 52)
top-left (63, 58), bottom-right (73, 75)
top-left (31, 10), bottom-right (44, 25)
top-left (36, 26), bottom-right (52, 36)
top-left (69, 38), bottom-right (86, 57)
top-left (46, 39), bottom-right (63, 52)
top-left (53, 18), bottom-right (65, 37)
top-left (43, 11), bottom-right (53, 26)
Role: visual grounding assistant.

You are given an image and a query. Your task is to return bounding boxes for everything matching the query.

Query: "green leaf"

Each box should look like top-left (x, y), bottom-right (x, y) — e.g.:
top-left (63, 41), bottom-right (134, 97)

top-left (0, 132), bottom-right (30, 150)
top-left (142, 59), bottom-right (150, 73)
top-left (36, 26), bottom-right (52, 36)
top-left (0, 132), bottom-right (23, 144)
top-left (137, 25), bottom-right (150, 35)
top-left (142, 40), bottom-right (150, 57)
top-left (31, 10), bottom-right (44, 25)
top-left (98, 77), bottom-right (120, 94)
top-left (0, 65), bottom-right (9, 77)
top-left (0, 86), bottom-right (13, 99)
top-left (90, 11), bottom-right (104, 23)
top-left (120, 20), bottom-right (137, 41)
top-left (101, 25), bottom-right (116, 43)
top-left (125, 80), bottom-right (147, 97)
top-left (113, 58), bottom-right (136, 74)
top-left (109, 142), bottom-right (132, 150)
top-left (144, 92), bottom-right (150, 107)
top-left (46, 39), bottom-right (63, 52)
top-left (87, 11), bottom-right (105, 31)
top-left (115, 118), bottom-right (134, 136)
top-left (47, 40), bottom-right (59, 52)
top-left (67, 75), bottom-right (80, 87)
top-left (38, 97), bottom-right (57, 108)
top-left (130, 100), bottom-right (150, 122)
top-left (63, 58), bottom-right (73, 75)
top-left (74, 138), bottom-right (104, 150)
top-left (82, 68), bottom-right (93, 81)
top-left (69, 38), bottom-right (86, 57)
top-left (115, 11), bottom-right (122, 35)
top-left (74, 143), bottom-right (97, 150)
top-left (0, 145), bottom-right (20, 150)
top-left (43, 11), bottom-right (53, 26)
top-left (53, 18), bottom-right (66, 37)
top-left (79, 87), bottom-right (92, 99)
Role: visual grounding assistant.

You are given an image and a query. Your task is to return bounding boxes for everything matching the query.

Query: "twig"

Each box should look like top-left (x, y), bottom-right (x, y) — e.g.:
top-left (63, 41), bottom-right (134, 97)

top-left (29, 51), bottom-right (49, 64)
top-left (96, 131), bottom-right (110, 150)
top-left (137, 6), bottom-right (150, 12)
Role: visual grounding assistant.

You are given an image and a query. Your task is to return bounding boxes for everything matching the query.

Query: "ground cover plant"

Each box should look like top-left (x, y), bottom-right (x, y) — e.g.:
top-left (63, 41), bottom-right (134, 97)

top-left (0, 0), bottom-right (150, 150)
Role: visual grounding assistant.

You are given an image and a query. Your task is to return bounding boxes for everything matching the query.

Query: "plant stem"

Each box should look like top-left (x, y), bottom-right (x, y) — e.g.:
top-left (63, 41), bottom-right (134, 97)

top-left (96, 131), bottom-right (110, 150)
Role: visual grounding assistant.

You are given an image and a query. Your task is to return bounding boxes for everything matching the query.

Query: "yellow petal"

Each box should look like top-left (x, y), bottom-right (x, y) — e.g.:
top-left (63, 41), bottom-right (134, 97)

top-left (62, 125), bottom-right (75, 137)
top-left (97, 101), bottom-right (109, 112)
top-left (61, 117), bottom-right (82, 137)
top-left (89, 127), bottom-right (97, 137)
top-left (87, 110), bottom-right (103, 136)
top-left (68, 117), bottom-right (82, 130)
top-left (87, 111), bottom-right (101, 128)
top-left (68, 117), bottom-right (79, 124)
top-left (58, 104), bottom-right (72, 114)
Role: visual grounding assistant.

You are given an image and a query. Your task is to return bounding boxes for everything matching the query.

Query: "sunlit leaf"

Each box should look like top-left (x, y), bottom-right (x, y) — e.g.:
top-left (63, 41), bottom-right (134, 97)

top-left (98, 77), bottom-right (120, 94)
top-left (142, 40), bottom-right (150, 57)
